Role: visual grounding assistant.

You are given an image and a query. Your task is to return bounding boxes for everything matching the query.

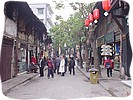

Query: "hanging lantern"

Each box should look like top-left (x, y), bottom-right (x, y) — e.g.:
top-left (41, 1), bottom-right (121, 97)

top-left (93, 8), bottom-right (100, 23)
top-left (85, 19), bottom-right (90, 27)
top-left (102, 0), bottom-right (111, 16)
top-left (88, 13), bottom-right (93, 25)
top-left (102, 0), bottom-right (111, 11)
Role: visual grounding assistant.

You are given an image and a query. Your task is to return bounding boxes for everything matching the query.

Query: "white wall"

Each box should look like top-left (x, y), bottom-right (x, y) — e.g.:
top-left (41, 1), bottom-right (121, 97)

top-left (29, 3), bottom-right (53, 32)
top-left (5, 17), bottom-right (17, 37)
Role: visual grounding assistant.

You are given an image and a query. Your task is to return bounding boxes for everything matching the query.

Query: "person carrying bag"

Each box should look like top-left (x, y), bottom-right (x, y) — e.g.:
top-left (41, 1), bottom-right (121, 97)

top-left (104, 57), bottom-right (113, 77)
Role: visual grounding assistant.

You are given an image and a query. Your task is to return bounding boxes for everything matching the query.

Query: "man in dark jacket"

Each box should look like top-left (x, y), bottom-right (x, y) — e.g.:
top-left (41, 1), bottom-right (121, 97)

top-left (64, 55), bottom-right (68, 74)
top-left (69, 57), bottom-right (75, 75)
top-left (39, 56), bottom-right (46, 77)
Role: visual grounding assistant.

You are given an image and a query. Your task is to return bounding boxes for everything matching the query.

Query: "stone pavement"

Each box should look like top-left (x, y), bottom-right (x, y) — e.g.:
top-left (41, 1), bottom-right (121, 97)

top-left (2, 72), bottom-right (39, 95)
top-left (77, 65), bottom-right (132, 97)
top-left (1, 65), bottom-right (132, 97)
top-left (2, 67), bottom-right (49, 96)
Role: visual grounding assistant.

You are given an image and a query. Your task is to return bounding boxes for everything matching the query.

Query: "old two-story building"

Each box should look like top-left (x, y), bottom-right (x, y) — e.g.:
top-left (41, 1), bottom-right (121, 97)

top-left (29, 3), bottom-right (54, 58)
top-left (94, 0), bottom-right (132, 79)
top-left (0, 1), bottom-right (48, 82)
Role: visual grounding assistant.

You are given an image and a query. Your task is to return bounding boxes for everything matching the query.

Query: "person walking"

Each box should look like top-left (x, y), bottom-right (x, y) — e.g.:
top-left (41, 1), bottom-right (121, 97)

top-left (64, 55), bottom-right (68, 74)
top-left (52, 57), bottom-right (56, 73)
top-left (104, 57), bottom-right (114, 77)
top-left (69, 57), bottom-right (75, 75)
top-left (55, 56), bottom-right (60, 74)
top-left (39, 56), bottom-right (46, 77)
top-left (59, 55), bottom-right (65, 76)
top-left (47, 58), bottom-right (54, 79)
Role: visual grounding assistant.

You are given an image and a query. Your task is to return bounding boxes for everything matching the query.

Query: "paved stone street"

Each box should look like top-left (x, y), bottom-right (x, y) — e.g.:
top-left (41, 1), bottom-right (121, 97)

top-left (1, 1), bottom-right (132, 100)
top-left (5, 68), bottom-right (113, 99)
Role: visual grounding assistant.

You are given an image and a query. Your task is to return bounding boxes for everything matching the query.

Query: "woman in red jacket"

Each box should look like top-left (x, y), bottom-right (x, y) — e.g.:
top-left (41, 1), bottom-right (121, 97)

top-left (32, 57), bottom-right (36, 64)
top-left (30, 55), bottom-right (37, 73)
top-left (104, 57), bottom-right (113, 77)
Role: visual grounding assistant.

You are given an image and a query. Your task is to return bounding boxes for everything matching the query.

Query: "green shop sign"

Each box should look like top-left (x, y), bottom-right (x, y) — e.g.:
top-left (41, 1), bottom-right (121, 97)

top-left (104, 32), bottom-right (114, 43)
top-left (97, 36), bottom-right (104, 47)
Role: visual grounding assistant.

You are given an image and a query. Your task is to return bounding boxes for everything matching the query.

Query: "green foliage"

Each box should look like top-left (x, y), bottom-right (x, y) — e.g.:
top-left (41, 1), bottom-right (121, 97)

top-left (69, 3), bottom-right (78, 10)
top-left (53, 0), bottom-right (65, 10)
top-left (50, 12), bottom-right (84, 50)
top-left (55, 15), bottom-right (63, 21)
top-left (50, 1), bottom-right (95, 51)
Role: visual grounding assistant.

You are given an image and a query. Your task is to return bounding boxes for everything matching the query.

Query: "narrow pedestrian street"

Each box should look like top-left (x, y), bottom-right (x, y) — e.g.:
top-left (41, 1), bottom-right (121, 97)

top-left (6, 68), bottom-right (113, 99)
top-left (0, 0), bottom-right (132, 100)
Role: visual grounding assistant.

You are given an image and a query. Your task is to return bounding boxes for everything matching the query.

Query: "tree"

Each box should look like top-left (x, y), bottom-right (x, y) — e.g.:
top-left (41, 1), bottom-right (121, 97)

top-left (69, 2), bottom-right (95, 71)
top-left (50, 1), bottom-right (102, 77)
top-left (50, 12), bottom-right (84, 56)
top-left (69, 2), bottom-right (102, 77)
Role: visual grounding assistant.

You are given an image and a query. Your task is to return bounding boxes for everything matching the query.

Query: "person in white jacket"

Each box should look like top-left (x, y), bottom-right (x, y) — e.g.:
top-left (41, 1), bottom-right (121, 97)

top-left (59, 55), bottom-right (65, 76)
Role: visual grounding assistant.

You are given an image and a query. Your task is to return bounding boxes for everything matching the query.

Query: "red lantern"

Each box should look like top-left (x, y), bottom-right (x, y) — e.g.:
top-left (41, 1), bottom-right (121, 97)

top-left (93, 9), bottom-right (100, 23)
top-left (85, 19), bottom-right (89, 26)
top-left (102, 0), bottom-right (111, 11)
top-left (88, 13), bottom-right (93, 23)
top-left (93, 9), bottom-right (100, 20)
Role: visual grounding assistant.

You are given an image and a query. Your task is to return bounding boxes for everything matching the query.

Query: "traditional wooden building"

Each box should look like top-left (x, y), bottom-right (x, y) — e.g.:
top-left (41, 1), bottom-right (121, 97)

top-left (94, 0), bottom-right (131, 79)
top-left (0, 1), bottom-right (47, 82)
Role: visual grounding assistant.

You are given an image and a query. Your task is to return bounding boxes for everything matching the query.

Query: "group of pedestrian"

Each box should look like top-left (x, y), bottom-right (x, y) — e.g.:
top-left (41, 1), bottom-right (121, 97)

top-left (37, 55), bottom-right (76, 79)
top-left (39, 56), bottom-right (54, 78)
top-left (31, 54), bottom-right (113, 78)
top-left (54, 55), bottom-right (76, 76)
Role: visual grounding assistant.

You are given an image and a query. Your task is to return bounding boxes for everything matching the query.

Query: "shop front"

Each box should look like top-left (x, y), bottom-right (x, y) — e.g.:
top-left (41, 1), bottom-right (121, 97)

top-left (17, 43), bottom-right (26, 73)
top-left (97, 32), bottom-right (116, 66)
top-left (104, 32), bottom-right (121, 71)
